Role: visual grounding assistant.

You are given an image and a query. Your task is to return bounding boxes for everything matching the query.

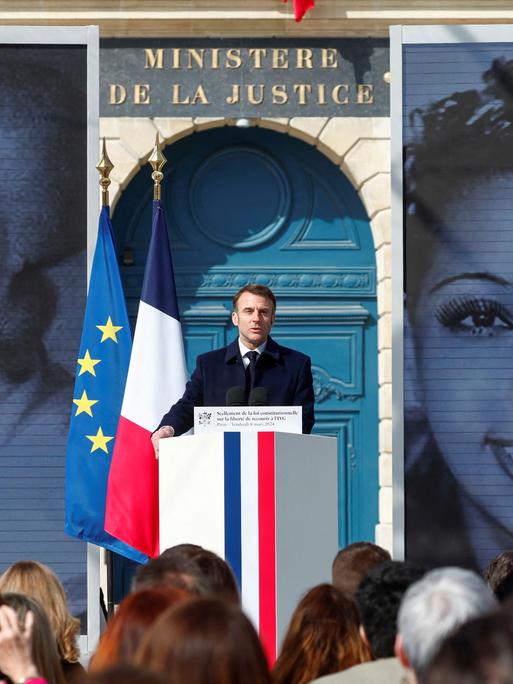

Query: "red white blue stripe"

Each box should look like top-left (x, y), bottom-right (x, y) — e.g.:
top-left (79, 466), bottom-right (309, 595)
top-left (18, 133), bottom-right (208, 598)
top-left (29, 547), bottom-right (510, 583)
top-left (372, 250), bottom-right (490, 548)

top-left (159, 431), bottom-right (278, 662)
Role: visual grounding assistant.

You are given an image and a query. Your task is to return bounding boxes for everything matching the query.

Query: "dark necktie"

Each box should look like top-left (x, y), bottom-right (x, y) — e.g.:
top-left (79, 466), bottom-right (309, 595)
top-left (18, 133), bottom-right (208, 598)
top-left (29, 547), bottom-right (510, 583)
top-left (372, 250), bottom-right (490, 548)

top-left (246, 351), bottom-right (258, 391)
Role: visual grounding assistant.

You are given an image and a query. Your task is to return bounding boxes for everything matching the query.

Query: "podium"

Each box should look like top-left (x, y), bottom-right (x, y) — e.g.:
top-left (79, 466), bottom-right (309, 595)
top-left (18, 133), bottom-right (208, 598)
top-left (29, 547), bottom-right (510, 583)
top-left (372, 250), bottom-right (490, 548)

top-left (159, 430), bottom-right (338, 662)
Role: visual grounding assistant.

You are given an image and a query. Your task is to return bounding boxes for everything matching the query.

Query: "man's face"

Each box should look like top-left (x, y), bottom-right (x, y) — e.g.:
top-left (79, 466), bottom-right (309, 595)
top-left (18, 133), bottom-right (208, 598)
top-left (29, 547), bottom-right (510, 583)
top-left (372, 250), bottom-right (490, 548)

top-left (232, 292), bottom-right (275, 350)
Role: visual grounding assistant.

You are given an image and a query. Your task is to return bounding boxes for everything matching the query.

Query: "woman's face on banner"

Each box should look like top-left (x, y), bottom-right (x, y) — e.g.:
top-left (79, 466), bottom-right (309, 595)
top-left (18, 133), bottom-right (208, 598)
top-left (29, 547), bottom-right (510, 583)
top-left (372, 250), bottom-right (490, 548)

top-left (414, 172), bottom-right (513, 527)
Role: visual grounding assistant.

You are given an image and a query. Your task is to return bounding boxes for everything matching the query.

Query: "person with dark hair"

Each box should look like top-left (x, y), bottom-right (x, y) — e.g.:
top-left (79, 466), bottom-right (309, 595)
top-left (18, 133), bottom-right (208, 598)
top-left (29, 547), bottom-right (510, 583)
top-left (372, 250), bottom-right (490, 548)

top-left (0, 594), bottom-right (66, 684)
top-left (272, 583), bottom-right (371, 684)
top-left (0, 561), bottom-right (84, 684)
top-left (87, 665), bottom-right (168, 684)
top-left (420, 612), bottom-right (513, 684)
top-left (88, 587), bottom-right (188, 673)
top-left (0, 602), bottom-right (44, 684)
top-left (133, 596), bottom-right (272, 684)
top-left (484, 552), bottom-right (513, 603)
top-left (133, 544), bottom-right (240, 603)
top-left (331, 542), bottom-right (391, 598)
top-left (313, 561), bottom-right (424, 683)
top-left (151, 283), bottom-right (315, 449)
top-left (404, 56), bottom-right (513, 571)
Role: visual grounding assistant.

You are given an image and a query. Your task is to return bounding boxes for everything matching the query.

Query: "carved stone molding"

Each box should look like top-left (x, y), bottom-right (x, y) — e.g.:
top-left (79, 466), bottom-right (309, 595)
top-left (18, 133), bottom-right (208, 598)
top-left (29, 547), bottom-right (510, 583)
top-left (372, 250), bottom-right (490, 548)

top-left (312, 366), bottom-right (360, 403)
top-left (175, 267), bottom-right (376, 297)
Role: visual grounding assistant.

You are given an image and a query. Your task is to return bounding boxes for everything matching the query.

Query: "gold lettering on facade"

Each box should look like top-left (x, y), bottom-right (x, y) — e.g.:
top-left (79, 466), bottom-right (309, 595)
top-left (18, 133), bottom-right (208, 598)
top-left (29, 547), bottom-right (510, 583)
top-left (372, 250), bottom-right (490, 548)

top-left (225, 49), bottom-right (242, 69)
top-left (293, 84), bottom-right (312, 104)
top-left (332, 84), bottom-right (349, 104)
top-left (247, 84), bottom-right (265, 105)
top-left (171, 48), bottom-right (181, 69)
top-left (114, 47), bottom-right (380, 110)
top-left (272, 49), bottom-right (289, 69)
top-left (191, 85), bottom-right (210, 104)
top-left (249, 48), bottom-right (267, 69)
top-left (296, 48), bottom-right (313, 69)
top-left (357, 84), bottom-right (374, 104)
top-left (134, 84), bottom-right (151, 104)
top-left (211, 48), bottom-right (220, 69)
top-left (271, 85), bottom-right (288, 104)
top-left (187, 49), bottom-right (205, 69)
top-left (321, 48), bottom-right (338, 69)
top-left (144, 48), bottom-right (164, 69)
top-left (171, 84), bottom-right (190, 104)
top-left (226, 84), bottom-right (240, 104)
top-left (109, 84), bottom-right (127, 105)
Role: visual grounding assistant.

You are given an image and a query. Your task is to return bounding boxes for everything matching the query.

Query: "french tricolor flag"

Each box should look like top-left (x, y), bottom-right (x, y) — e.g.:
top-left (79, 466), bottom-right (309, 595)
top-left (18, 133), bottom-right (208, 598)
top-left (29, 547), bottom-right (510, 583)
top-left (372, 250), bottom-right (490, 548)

top-left (105, 199), bottom-right (187, 559)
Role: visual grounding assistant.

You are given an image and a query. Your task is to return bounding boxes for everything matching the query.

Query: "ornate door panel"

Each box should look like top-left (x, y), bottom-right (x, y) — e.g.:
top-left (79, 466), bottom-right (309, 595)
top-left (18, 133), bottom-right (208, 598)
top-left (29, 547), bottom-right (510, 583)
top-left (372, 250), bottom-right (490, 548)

top-left (113, 126), bottom-right (378, 545)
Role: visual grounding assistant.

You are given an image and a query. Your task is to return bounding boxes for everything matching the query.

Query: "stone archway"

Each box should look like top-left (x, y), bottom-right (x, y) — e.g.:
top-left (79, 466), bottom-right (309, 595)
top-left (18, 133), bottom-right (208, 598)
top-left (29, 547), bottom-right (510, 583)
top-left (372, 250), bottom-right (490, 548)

top-left (99, 114), bottom-right (392, 547)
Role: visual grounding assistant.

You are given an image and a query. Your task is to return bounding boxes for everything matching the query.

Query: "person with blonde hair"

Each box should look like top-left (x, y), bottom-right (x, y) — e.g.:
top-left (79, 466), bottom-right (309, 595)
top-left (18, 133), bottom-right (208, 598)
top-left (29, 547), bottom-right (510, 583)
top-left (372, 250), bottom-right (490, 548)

top-left (0, 561), bottom-right (83, 683)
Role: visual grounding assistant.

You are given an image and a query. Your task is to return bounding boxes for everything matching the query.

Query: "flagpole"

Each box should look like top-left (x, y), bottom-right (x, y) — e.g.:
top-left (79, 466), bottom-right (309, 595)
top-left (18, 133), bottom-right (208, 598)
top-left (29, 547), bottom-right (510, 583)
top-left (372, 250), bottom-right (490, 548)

top-left (96, 139), bottom-right (116, 619)
top-left (148, 133), bottom-right (167, 201)
top-left (96, 137), bottom-right (114, 207)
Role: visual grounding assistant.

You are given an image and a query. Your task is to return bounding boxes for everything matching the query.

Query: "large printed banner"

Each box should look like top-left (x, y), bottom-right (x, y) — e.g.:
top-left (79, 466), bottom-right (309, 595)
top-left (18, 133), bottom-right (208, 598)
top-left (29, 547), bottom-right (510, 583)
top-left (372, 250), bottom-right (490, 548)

top-left (392, 26), bottom-right (513, 571)
top-left (0, 27), bottom-right (98, 641)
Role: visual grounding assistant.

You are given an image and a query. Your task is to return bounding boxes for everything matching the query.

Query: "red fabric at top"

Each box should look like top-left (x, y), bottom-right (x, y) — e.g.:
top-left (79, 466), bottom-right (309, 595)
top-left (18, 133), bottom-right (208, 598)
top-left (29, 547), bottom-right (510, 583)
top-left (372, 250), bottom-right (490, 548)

top-left (284, 0), bottom-right (315, 22)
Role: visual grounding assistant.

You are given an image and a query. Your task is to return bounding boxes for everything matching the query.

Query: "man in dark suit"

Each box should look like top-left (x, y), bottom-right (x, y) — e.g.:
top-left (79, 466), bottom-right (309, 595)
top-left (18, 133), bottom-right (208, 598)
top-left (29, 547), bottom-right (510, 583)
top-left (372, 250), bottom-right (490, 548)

top-left (151, 284), bottom-right (315, 454)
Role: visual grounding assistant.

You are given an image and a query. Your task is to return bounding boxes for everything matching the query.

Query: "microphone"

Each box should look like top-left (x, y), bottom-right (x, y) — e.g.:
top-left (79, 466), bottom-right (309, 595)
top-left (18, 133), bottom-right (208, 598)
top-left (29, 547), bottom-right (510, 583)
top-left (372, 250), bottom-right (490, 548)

top-left (226, 386), bottom-right (246, 406)
top-left (249, 387), bottom-right (268, 406)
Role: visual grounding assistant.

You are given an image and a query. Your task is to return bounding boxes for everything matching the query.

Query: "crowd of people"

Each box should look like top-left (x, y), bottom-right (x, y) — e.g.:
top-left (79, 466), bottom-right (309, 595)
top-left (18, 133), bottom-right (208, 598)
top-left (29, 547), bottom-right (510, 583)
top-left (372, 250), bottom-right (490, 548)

top-left (2, 544), bottom-right (513, 684)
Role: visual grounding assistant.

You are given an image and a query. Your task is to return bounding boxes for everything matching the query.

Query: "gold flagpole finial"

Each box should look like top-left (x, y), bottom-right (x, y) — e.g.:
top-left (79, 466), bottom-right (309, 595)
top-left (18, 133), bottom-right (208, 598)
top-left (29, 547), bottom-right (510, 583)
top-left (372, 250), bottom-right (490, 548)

top-left (96, 138), bottom-right (114, 207)
top-left (148, 133), bottom-right (167, 201)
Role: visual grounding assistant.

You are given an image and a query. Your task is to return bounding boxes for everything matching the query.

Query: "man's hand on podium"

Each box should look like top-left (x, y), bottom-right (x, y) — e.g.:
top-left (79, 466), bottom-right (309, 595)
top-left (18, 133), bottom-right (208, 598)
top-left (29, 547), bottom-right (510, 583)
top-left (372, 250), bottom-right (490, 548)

top-left (151, 425), bottom-right (175, 459)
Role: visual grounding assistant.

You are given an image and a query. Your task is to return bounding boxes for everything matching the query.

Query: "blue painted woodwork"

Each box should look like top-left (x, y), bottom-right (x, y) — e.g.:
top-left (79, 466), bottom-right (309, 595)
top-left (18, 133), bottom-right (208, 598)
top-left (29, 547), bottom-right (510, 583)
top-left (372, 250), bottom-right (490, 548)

top-left (112, 126), bottom-right (378, 547)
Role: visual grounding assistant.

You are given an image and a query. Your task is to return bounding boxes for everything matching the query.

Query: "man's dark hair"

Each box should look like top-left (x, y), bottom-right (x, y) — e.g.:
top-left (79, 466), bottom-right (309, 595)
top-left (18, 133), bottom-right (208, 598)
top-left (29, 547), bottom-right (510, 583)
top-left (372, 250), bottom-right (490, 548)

top-left (332, 541), bottom-right (391, 598)
top-left (484, 552), bottom-right (513, 602)
top-left (420, 613), bottom-right (513, 684)
top-left (356, 560), bottom-right (425, 659)
top-left (232, 284), bottom-right (276, 313)
top-left (134, 545), bottom-right (240, 604)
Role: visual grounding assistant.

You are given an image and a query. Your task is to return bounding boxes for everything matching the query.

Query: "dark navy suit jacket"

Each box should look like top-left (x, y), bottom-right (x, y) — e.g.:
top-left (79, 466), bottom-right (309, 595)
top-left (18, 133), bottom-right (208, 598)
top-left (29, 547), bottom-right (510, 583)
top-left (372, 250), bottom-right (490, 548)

top-left (158, 336), bottom-right (315, 435)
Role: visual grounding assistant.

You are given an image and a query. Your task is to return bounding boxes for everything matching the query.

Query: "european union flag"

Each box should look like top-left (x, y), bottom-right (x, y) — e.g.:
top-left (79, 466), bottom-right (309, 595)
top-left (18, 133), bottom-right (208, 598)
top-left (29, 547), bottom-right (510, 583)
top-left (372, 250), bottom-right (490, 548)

top-left (65, 206), bottom-right (147, 563)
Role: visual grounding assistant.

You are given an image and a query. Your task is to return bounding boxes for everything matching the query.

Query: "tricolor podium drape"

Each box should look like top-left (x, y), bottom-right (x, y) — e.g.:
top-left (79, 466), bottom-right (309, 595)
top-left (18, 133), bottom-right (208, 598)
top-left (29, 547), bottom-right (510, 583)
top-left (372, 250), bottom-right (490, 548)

top-left (159, 430), bottom-right (339, 664)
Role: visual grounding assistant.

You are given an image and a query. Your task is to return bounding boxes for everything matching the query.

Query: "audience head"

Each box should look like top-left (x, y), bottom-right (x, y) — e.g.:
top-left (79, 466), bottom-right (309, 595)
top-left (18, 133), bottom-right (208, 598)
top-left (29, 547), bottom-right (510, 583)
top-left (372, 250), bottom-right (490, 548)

top-left (0, 593), bottom-right (65, 684)
top-left (89, 587), bottom-right (188, 673)
top-left (134, 545), bottom-right (239, 604)
top-left (332, 542), bottom-right (391, 599)
top-left (356, 560), bottom-right (425, 659)
top-left (272, 583), bottom-right (371, 684)
top-left (87, 664), bottom-right (168, 684)
top-left (485, 552), bottom-right (513, 603)
top-left (0, 560), bottom-right (80, 662)
top-left (397, 567), bottom-right (498, 678)
top-left (134, 596), bottom-right (271, 684)
top-left (420, 612), bottom-right (513, 684)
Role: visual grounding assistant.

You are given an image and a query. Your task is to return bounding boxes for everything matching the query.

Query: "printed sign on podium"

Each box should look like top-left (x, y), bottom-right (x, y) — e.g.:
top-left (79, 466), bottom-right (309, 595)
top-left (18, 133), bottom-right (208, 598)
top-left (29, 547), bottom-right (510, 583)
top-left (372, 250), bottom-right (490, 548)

top-left (194, 406), bottom-right (302, 434)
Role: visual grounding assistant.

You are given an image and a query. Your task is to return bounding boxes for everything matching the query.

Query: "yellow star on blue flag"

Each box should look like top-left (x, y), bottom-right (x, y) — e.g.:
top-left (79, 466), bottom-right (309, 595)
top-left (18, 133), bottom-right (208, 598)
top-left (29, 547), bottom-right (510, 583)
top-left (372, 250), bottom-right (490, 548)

top-left (96, 316), bottom-right (123, 343)
top-left (73, 389), bottom-right (98, 417)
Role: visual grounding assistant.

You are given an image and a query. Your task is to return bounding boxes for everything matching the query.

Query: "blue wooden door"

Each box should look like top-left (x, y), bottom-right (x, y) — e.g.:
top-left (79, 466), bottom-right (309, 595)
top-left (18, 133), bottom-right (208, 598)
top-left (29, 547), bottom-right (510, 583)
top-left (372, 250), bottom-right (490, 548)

top-left (113, 126), bottom-right (378, 546)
